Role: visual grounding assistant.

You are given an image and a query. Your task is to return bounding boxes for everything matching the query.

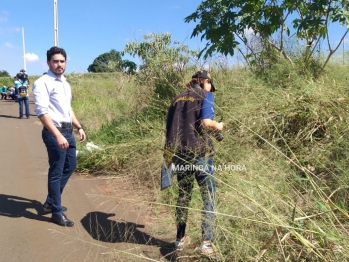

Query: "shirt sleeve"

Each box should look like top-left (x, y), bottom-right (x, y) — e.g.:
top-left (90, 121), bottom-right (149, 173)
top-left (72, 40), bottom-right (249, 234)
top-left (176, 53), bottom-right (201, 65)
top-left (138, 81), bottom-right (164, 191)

top-left (32, 79), bottom-right (49, 116)
top-left (200, 92), bottom-right (215, 120)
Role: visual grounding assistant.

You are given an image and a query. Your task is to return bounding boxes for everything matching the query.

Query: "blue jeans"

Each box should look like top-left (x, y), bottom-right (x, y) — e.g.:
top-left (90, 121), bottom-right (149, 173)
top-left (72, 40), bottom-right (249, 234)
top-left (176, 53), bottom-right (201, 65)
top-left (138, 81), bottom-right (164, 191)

top-left (174, 154), bottom-right (216, 241)
top-left (42, 129), bottom-right (77, 215)
top-left (18, 96), bottom-right (30, 118)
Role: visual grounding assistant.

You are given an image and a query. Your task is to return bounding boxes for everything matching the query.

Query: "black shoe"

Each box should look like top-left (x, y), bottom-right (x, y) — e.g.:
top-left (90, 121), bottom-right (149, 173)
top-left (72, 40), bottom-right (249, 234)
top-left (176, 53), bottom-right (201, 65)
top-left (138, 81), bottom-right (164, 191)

top-left (18, 116), bottom-right (23, 119)
top-left (51, 213), bottom-right (74, 227)
top-left (43, 202), bottom-right (67, 212)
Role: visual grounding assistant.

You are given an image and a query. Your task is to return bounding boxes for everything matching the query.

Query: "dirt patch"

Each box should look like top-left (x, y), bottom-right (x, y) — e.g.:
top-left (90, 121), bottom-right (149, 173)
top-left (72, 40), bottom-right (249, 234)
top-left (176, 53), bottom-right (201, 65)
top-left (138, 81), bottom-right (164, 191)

top-left (71, 173), bottom-right (177, 261)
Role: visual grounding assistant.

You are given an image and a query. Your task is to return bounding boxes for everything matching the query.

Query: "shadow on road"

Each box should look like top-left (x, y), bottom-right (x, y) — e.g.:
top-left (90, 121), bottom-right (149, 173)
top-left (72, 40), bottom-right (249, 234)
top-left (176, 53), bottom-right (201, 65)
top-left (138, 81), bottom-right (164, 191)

top-left (0, 100), bottom-right (16, 102)
top-left (0, 114), bottom-right (37, 119)
top-left (81, 211), bottom-right (175, 260)
top-left (0, 194), bottom-right (51, 222)
top-left (0, 115), bottom-right (20, 119)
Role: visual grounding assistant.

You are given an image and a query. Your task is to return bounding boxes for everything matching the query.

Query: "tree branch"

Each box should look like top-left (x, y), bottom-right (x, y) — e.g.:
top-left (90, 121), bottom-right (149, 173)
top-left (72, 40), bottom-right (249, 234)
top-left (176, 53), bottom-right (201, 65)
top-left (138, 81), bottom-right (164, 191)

top-left (323, 30), bottom-right (349, 68)
top-left (237, 47), bottom-right (254, 72)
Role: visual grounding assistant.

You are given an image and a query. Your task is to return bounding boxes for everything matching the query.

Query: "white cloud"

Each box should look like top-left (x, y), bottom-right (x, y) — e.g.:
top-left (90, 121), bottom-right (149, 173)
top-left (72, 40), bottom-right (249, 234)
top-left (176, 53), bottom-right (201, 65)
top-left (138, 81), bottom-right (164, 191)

top-left (25, 53), bottom-right (39, 62)
top-left (0, 15), bottom-right (8, 23)
top-left (4, 42), bottom-right (13, 48)
top-left (244, 27), bottom-right (255, 36)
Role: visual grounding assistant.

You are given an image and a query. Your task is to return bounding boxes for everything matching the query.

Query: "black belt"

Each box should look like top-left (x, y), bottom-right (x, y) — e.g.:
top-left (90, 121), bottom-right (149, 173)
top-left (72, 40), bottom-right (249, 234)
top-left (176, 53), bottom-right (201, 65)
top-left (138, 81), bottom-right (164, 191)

top-left (43, 126), bottom-right (73, 133)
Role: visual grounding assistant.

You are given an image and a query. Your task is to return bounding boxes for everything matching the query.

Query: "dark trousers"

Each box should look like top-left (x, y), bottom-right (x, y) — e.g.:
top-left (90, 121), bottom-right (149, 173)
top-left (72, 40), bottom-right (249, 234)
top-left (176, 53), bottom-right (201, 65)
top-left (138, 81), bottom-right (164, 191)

top-left (42, 129), bottom-right (77, 215)
top-left (174, 154), bottom-right (216, 241)
top-left (18, 96), bottom-right (30, 118)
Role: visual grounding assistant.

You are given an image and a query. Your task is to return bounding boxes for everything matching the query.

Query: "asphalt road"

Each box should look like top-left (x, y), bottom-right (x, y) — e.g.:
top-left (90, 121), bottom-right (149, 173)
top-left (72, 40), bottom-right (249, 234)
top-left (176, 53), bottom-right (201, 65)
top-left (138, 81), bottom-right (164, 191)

top-left (0, 97), bottom-right (171, 262)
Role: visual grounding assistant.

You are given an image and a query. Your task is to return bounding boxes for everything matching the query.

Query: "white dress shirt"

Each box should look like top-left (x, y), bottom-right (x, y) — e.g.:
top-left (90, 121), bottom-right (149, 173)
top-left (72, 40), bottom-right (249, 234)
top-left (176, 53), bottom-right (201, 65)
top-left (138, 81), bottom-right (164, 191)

top-left (32, 70), bottom-right (72, 127)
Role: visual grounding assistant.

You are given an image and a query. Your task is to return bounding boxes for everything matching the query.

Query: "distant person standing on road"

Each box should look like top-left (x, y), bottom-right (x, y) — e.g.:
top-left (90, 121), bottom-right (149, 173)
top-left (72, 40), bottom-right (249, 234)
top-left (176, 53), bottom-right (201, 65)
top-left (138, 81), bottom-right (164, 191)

top-left (164, 70), bottom-right (223, 259)
top-left (32, 46), bottom-right (86, 227)
top-left (14, 71), bottom-right (30, 118)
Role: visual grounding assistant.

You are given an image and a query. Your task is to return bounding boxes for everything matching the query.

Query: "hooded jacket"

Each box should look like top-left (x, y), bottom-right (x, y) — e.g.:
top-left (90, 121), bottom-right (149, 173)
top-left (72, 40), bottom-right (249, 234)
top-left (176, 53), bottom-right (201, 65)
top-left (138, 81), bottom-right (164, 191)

top-left (165, 84), bottom-right (214, 157)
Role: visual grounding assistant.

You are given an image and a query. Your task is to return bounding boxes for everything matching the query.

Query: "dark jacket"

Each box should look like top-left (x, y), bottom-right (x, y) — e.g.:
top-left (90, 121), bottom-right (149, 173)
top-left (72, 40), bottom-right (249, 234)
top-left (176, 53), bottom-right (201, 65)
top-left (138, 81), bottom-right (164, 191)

top-left (165, 85), bottom-right (214, 157)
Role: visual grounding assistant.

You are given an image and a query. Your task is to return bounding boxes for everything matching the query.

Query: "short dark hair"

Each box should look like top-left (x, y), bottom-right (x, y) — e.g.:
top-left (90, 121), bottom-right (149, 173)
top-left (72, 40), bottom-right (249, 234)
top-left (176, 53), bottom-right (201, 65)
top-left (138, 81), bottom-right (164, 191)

top-left (46, 46), bottom-right (67, 62)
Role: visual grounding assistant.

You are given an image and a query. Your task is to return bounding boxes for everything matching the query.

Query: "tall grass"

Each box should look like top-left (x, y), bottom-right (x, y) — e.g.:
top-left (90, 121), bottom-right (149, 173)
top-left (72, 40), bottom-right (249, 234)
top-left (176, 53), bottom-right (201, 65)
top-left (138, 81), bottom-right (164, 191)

top-left (71, 64), bottom-right (349, 261)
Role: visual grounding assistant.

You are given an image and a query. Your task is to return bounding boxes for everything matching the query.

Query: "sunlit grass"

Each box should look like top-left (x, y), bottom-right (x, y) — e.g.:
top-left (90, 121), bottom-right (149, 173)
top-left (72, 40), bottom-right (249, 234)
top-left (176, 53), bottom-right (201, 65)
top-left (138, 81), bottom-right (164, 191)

top-left (69, 64), bottom-right (349, 261)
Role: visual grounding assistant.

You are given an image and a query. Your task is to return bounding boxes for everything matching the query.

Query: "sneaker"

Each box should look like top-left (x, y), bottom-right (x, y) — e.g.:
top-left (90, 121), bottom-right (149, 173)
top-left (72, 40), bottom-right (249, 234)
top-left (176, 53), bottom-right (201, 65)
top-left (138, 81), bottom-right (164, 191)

top-left (201, 240), bottom-right (217, 259)
top-left (174, 235), bottom-right (191, 251)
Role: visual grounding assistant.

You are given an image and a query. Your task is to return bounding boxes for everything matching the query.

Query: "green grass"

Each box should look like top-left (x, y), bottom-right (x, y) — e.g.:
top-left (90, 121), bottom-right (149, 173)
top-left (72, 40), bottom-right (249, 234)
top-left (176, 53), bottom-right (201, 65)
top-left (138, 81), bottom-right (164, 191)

top-left (62, 64), bottom-right (349, 261)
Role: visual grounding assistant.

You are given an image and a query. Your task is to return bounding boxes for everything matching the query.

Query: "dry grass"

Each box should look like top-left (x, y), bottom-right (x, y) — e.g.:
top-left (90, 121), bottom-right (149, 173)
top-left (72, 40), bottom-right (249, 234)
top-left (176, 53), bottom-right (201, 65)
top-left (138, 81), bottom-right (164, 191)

top-left (71, 64), bottom-right (349, 261)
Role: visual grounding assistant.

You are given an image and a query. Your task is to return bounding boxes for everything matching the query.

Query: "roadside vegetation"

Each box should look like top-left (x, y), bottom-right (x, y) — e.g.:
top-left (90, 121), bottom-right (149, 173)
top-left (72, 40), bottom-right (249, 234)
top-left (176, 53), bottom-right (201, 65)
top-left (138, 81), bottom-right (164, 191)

top-left (2, 0), bottom-right (347, 260)
top-left (60, 45), bottom-right (349, 261)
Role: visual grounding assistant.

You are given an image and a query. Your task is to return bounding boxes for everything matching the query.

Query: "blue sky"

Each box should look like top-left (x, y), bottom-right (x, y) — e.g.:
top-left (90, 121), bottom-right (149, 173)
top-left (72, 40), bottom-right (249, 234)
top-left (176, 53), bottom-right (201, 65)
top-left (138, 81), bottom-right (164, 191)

top-left (0, 0), bottom-right (348, 77)
top-left (0, 0), bottom-right (206, 76)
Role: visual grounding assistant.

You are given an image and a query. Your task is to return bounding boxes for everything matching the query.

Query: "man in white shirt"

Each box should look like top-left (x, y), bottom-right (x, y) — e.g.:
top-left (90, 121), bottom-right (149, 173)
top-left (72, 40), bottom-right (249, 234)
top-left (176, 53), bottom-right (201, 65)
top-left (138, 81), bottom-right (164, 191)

top-left (32, 46), bottom-right (86, 227)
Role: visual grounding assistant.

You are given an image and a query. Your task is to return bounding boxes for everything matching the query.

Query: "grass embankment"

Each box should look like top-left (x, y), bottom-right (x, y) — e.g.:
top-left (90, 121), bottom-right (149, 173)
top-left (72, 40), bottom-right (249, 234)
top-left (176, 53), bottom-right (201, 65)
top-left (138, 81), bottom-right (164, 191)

top-left (70, 65), bottom-right (349, 261)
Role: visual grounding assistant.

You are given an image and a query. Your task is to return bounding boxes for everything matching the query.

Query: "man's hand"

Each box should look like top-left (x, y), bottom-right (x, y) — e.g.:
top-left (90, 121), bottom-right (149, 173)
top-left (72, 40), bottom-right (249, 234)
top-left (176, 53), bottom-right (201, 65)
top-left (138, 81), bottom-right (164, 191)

top-left (78, 129), bottom-right (86, 143)
top-left (56, 135), bottom-right (69, 149)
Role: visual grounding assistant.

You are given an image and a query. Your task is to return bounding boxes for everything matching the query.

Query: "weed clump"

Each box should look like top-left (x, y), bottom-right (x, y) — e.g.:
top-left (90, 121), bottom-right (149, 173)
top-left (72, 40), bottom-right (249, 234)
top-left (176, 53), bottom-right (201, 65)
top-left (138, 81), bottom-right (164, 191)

top-left (73, 64), bottom-right (349, 261)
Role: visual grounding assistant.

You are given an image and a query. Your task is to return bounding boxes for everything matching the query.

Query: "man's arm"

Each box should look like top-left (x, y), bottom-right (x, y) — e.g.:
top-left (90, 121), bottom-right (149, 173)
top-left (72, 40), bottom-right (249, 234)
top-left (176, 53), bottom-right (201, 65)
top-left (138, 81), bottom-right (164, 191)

top-left (70, 110), bottom-right (86, 143)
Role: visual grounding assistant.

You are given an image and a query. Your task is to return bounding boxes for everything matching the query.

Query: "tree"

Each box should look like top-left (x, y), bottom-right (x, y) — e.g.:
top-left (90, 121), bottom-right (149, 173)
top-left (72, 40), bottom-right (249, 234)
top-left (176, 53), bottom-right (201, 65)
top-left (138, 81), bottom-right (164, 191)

top-left (123, 32), bottom-right (198, 73)
top-left (87, 49), bottom-right (136, 74)
top-left (185, 0), bottom-right (349, 71)
top-left (0, 70), bottom-right (10, 77)
top-left (123, 32), bottom-right (198, 100)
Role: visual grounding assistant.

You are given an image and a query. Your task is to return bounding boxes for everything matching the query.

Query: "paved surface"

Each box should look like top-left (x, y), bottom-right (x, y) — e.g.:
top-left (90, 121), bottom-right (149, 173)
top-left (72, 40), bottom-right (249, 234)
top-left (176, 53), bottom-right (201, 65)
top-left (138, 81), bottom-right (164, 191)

top-left (0, 98), bottom-right (172, 262)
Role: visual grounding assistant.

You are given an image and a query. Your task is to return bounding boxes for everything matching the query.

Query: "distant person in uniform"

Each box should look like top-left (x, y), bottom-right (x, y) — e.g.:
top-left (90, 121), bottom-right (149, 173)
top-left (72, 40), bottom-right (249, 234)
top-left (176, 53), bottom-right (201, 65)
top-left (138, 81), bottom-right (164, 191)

top-left (1, 86), bottom-right (8, 99)
top-left (164, 70), bottom-right (223, 259)
top-left (32, 46), bottom-right (86, 227)
top-left (14, 71), bottom-right (30, 118)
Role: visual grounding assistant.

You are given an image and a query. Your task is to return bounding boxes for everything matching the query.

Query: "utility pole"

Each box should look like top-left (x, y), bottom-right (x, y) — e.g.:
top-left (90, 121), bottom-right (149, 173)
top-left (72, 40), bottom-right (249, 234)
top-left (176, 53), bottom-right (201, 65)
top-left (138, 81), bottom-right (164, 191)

top-left (53, 0), bottom-right (59, 46)
top-left (22, 27), bottom-right (26, 71)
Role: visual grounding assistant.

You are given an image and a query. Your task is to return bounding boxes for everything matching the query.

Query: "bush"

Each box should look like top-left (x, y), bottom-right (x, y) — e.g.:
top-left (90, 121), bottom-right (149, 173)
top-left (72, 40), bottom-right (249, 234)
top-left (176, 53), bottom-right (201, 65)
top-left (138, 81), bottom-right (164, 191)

top-left (74, 64), bottom-right (349, 261)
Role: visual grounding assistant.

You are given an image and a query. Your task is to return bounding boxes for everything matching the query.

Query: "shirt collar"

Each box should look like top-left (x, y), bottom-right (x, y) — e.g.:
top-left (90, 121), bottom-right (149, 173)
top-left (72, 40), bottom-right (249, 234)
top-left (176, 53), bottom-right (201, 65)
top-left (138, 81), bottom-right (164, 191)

top-left (47, 70), bottom-right (66, 81)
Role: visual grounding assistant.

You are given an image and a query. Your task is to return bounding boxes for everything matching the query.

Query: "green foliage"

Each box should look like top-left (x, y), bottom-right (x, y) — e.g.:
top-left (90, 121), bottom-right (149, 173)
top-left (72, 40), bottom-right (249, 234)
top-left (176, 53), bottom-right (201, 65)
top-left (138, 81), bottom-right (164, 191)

top-left (123, 32), bottom-right (198, 102)
top-left (73, 62), bottom-right (349, 261)
top-left (0, 70), bottom-right (10, 77)
top-left (87, 49), bottom-right (136, 74)
top-left (185, 0), bottom-right (349, 71)
top-left (0, 76), bottom-right (14, 87)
